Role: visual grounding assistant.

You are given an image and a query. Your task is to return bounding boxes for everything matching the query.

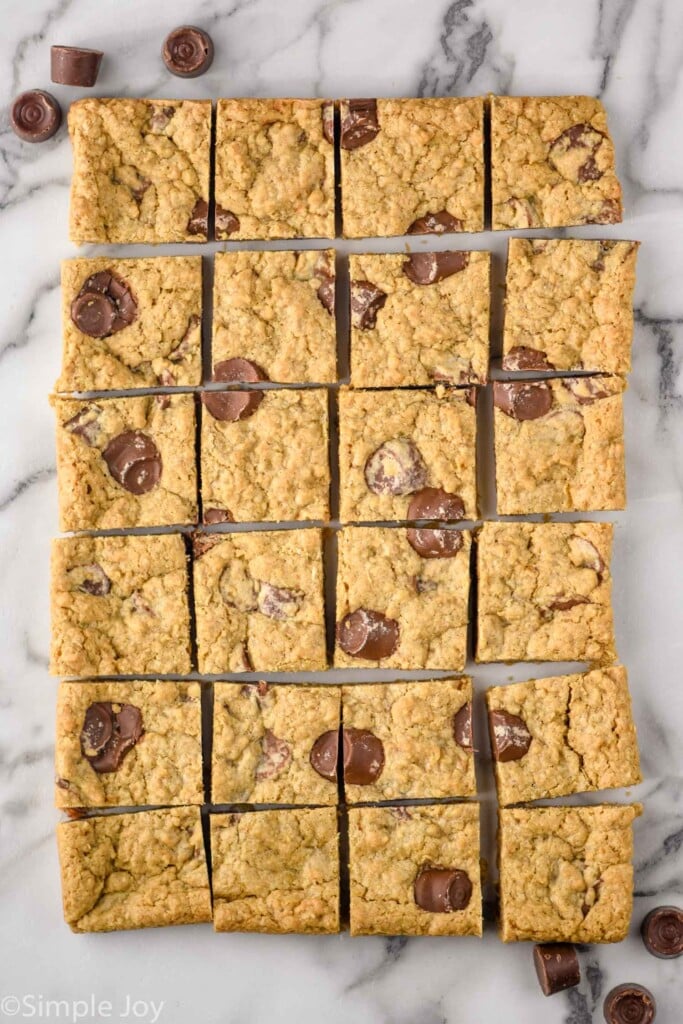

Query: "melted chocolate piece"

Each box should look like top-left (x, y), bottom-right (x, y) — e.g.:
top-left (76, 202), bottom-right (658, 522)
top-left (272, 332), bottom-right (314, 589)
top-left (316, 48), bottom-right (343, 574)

top-left (71, 269), bottom-right (137, 338)
top-left (407, 487), bottom-right (465, 521)
top-left (414, 868), bottom-right (472, 912)
top-left (342, 728), bottom-right (385, 785)
top-left (403, 251), bottom-right (469, 285)
top-left (201, 389), bottom-right (263, 421)
top-left (501, 346), bottom-right (554, 372)
top-left (350, 281), bottom-right (387, 329)
top-left (488, 709), bottom-right (532, 762)
top-left (103, 431), bottom-right (162, 494)
top-left (407, 210), bottom-right (463, 234)
top-left (80, 702), bottom-right (144, 773)
top-left (213, 358), bottom-right (269, 384)
top-left (364, 439), bottom-right (428, 496)
top-left (493, 381), bottom-right (553, 420)
top-left (336, 609), bottom-right (400, 660)
top-left (452, 703), bottom-right (473, 751)
top-left (406, 527), bottom-right (464, 559)
top-left (340, 99), bottom-right (380, 150)
top-left (310, 730), bottom-right (339, 782)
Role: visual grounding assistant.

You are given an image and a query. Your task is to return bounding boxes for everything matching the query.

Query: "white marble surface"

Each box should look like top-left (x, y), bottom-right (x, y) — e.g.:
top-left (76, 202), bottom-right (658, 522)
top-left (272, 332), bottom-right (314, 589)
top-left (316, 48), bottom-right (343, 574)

top-left (1, 0), bottom-right (682, 1021)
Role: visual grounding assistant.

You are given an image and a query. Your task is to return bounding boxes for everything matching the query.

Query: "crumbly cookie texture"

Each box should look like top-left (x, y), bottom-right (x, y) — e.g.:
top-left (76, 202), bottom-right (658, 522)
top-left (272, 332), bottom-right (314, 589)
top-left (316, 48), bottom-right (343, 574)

top-left (348, 803), bottom-right (482, 936)
top-left (51, 534), bottom-right (191, 677)
top-left (55, 680), bottom-right (203, 809)
top-left (498, 804), bottom-right (642, 942)
top-left (53, 393), bottom-right (197, 531)
top-left (214, 98), bottom-right (335, 240)
top-left (491, 95), bottom-right (623, 229)
top-left (212, 682), bottom-right (340, 805)
top-left (335, 527), bottom-right (471, 670)
top-left (349, 252), bottom-right (490, 386)
top-left (193, 530), bottom-right (326, 674)
top-left (212, 250), bottom-right (336, 383)
top-left (68, 98), bottom-right (212, 244)
top-left (338, 387), bottom-right (477, 522)
top-left (493, 375), bottom-right (626, 515)
top-left (487, 666), bottom-right (641, 805)
top-left (200, 388), bottom-right (329, 522)
top-left (476, 521), bottom-right (615, 664)
top-left (340, 98), bottom-right (484, 238)
top-left (503, 239), bottom-right (639, 373)
top-left (211, 808), bottom-right (340, 933)
top-left (58, 807), bottom-right (211, 932)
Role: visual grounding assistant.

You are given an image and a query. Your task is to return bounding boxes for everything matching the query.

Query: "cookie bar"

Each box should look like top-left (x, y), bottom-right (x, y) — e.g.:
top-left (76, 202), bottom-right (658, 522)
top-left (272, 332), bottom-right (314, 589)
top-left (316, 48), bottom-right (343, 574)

top-left (214, 98), bottom-right (335, 240)
top-left (57, 256), bottom-right (202, 392)
top-left (486, 666), bottom-right (641, 805)
top-left (51, 533), bottom-right (191, 677)
top-left (58, 807), bottom-right (211, 932)
top-left (341, 679), bottom-right (475, 801)
top-left (340, 98), bottom-right (484, 238)
top-left (498, 804), bottom-right (642, 942)
top-left (193, 529), bottom-right (326, 674)
top-left (335, 526), bottom-right (471, 670)
top-left (338, 388), bottom-right (477, 523)
top-left (54, 393), bottom-right (197, 531)
top-left (493, 376), bottom-right (626, 515)
top-left (476, 521), bottom-right (615, 664)
top-left (211, 250), bottom-right (336, 384)
top-left (210, 808), bottom-right (340, 933)
top-left (349, 251), bottom-right (490, 387)
top-left (68, 98), bottom-right (212, 244)
top-left (55, 680), bottom-right (203, 809)
top-left (348, 803), bottom-right (482, 936)
top-left (502, 239), bottom-right (639, 374)
top-left (212, 682), bottom-right (340, 805)
top-left (200, 388), bottom-right (329, 523)
top-left (491, 95), bottom-right (623, 229)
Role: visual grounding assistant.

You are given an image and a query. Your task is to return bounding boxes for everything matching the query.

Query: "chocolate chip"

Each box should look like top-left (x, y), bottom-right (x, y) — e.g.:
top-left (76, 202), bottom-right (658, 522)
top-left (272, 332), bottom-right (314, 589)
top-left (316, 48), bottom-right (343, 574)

top-left (546, 596), bottom-right (590, 612)
top-left (563, 377), bottom-right (612, 404)
top-left (215, 206), bottom-right (240, 236)
top-left (493, 381), bottom-right (553, 421)
top-left (257, 582), bottom-right (302, 621)
top-left (310, 730), bottom-right (339, 781)
top-left (213, 358), bottom-right (269, 384)
top-left (414, 868), bottom-right (472, 912)
top-left (81, 702), bottom-right (143, 774)
top-left (322, 102), bottom-right (334, 144)
top-left (364, 438), bottom-right (428, 496)
top-left (187, 198), bottom-right (208, 237)
top-left (51, 46), bottom-right (103, 87)
top-left (350, 280), bottom-right (387, 329)
top-left (103, 431), bottom-right (162, 495)
top-left (641, 906), bottom-right (683, 959)
top-left (549, 123), bottom-right (606, 183)
top-left (501, 347), bottom-right (555, 372)
top-left (406, 527), bottom-right (464, 559)
top-left (71, 270), bottom-right (137, 338)
top-left (340, 99), bottom-right (380, 150)
top-left (11, 90), bottom-right (61, 143)
top-left (68, 563), bottom-right (111, 597)
top-left (203, 508), bottom-right (234, 525)
top-left (202, 389), bottom-right (263, 422)
top-left (63, 404), bottom-right (103, 447)
top-left (603, 984), bottom-right (656, 1024)
top-left (255, 730), bottom-right (292, 781)
top-left (533, 944), bottom-right (581, 997)
top-left (452, 703), bottom-right (473, 751)
top-left (407, 487), bottom-right (465, 522)
top-left (342, 728), bottom-right (385, 784)
top-left (488, 709), bottom-right (532, 762)
top-left (162, 26), bottom-right (214, 77)
top-left (337, 609), bottom-right (400, 660)
top-left (407, 210), bottom-right (463, 234)
top-left (403, 251), bottom-right (469, 285)
top-left (315, 252), bottom-right (335, 315)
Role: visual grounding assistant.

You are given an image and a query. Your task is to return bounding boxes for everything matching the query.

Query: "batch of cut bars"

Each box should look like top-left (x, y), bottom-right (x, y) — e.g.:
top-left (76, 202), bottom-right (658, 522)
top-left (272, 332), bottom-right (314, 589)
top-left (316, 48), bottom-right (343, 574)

top-left (52, 94), bottom-right (643, 939)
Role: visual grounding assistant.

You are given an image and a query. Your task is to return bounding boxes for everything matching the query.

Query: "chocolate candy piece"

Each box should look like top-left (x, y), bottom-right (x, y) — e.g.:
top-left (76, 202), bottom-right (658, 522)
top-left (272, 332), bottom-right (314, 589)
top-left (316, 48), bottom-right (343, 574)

top-left (257, 583), bottom-right (302, 621)
top-left (71, 270), bottom-right (137, 338)
top-left (203, 508), bottom-right (234, 524)
top-left (342, 727), bottom-right (385, 785)
top-left (310, 730), bottom-right (339, 782)
top-left (407, 487), bottom-right (465, 522)
top-left (407, 210), bottom-right (463, 234)
top-left (215, 206), bottom-right (240, 236)
top-left (81, 702), bottom-right (143, 773)
top-left (202, 389), bottom-right (263, 422)
top-left (488, 709), bottom-right (532, 762)
top-left (452, 703), bottom-right (473, 751)
top-left (603, 984), bottom-right (656, 1024)
top-left (533, 944), bottom-right (581, 996)
top-left (103, 431), bottom-right (162, 495)
top-left (414, 868), bottom-right (472, 912)
top-left (51, 46), bottom-right (103, 87)
top-left (403, 251), bottom-right (469, 285)
top-left (340, 99), bottom-right (380, 150)
top-left (493, 381), bottom-right (553, 420)
top-left (315, 252), bottom-right (335, 314)
top-left (213, 358), bottom-right (269, 384)
top-left (162, 26), bottom-right (214, 78)
top-left (364, 438), bottom-right (428, 496)
top-left (549, 123), bottom-right (606, 183)
top-left (641, 906), bottom-right (683, 959)
top-left (64, 404), bottom-right (103, 447)
top-left (337, 609), bottom-right (400, 660)
top-left (501, 346), bottom-right (554, 372)
top-left (255, 730), bottom-right (292, 781)
top-left (69, 563), bottom-right (112, 597)
top-left (187, 198), bottom-right (209, 236)
top-left (350, 280), bottom-right (387, 329)
top-left (563, 377), bottom-right (613, 404)
top-left (406, 527), bottom-right (463, 559)
top-left (11, 90), bottom-right (61, 143)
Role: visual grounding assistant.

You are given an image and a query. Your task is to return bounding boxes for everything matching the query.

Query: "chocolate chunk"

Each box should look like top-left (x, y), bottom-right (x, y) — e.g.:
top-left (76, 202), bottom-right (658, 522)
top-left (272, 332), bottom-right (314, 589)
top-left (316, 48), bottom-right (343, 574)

top-left (337, 609), bottom-right (400, 660)
top-left (546, 596), bottom-right (589, 612)
top-left (51, 46), bottom-right (103, 87)
top-left (192, 533), bottom-right (223, 558)
top-left (403, 251), bottom-right (469, 285)
top-left (493, 381), bottom-right (553, 421)
top-left (187, 198), bottom-right (208, 236)
top-left (603, 984), bottom-right (656, 1024)
top-left (563, 377), bottom-right (613, 404)
top-left (340, 99), bottom-right (380, 150)
top-left (452, 703), bottom-right (473, 751)
top-left (202, 389), bottom-right (263, 422)
top-left (406, 527), bottom-right (464, 559)
top-left (162, 26), bottom-right (214, 77)
top-left (168, 315), bottom-right (200, 363)
top-left (103, 431), bottom-right (162, 495)
top-left (215, 206), bottom-right (240, 236)
top-left (342, 728), bottom-right (385, 785)
top-left (203, 508), bottom-right (234, 524)
top-left (414, 868), bottom-right (472, 912)
top-left (255, 730), bottom-right (292, 781)
top-left (407, 487), bottom-right (465, 522)
top-left (11, 90), bottom-right (61, 143)
top-left (501, 346), bottom-right (555, 372)
top-left (641, 906), bottom-right (683, 959)
top-left (533, 944), bottom-right (581, 996)
top-left (63, 404), bottom-right (103, 447)
top-left (350, 281), bottom-right (387, 330)
top-left (71, 269), bottom-right (137, 338)
top-left (310, 730), bottom-right (339, 782)
top-left (591, 198), bottom-right (622, 225)
top-left (407, 210), bottom-right (463, 234)
top-left (322, 102), bottom-right (334, 144)
top-left (549, 123), bottom-right (606, 183)
top-left (81, 702), bottom-right (143, 773)
top-left (213, 358), bottom-right (269, 384)
top-left (488, 709), bottom-right (532, 762)
top-left (257, 582), bottom-right (302, 621)
top-left (364, 438), bottom-right (428, 496)
top-left (315, 253), bottom-right (335, 315)
top-left (569, 535), bottom-right (605, 577)
top-left (68, 563), bottom-right (111, 597)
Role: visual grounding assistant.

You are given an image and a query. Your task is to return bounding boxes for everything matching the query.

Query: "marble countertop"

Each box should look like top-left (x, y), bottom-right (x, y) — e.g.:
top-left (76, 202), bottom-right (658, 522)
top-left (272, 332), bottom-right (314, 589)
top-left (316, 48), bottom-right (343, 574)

top-left (1, 0), bottom-right (681, 1021)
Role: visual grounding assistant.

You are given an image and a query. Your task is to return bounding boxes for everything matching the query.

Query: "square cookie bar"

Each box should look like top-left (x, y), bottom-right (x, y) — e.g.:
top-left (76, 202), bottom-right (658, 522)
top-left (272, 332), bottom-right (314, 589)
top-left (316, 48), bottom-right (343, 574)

top-left (211, 250), bottom-right (336, 384)
top-left (502, 239), bottom-right (639, 374)
top-left (214, 98), bottom-right (335, 240)
top-left (57, 256), bottom-right (202, 392)
top-left (476, 521), bottom-right (615, 664)
top-left (486, 666), bottom-right (641, 805)
top-left (349, 251), bottom-right (490, 386)
top-left (493, 376), bottom-right (626, 514)
top-left (348, 803), bottom-right (482, 936)
top-left (212, 682), bottom-right (340, 805)
top-left (340, 98), bottom-right (484, 237)
top-left (54, 393), bottom-right (197, 532)
top-left (51, 533), bottom-right (191, 677)
top-left (210, 808), bottom-right (340, 933)
top-left (58, 807), bottom-right (211, 932)
top-left (55, 680), bottom-right (203, 809)
top-left (335, 526), bottom-right (471, 670)
top-left (193, 529), bottom-right (326, 674)
top-left (498, 804), bottom-right (642, 942)
top-left (338, 388), bottom-right (477, 522)
top-left (68, 98), bottom-right (212, 244)
top-left (491, 95), bottom-right (623, 229)
top-left (342, 679), bottom-right (475, 801)
top-left (200, 388), bottom-right (329, 523)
